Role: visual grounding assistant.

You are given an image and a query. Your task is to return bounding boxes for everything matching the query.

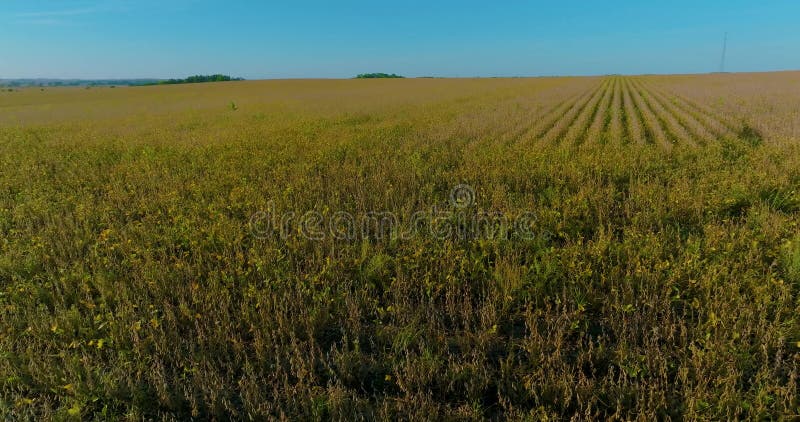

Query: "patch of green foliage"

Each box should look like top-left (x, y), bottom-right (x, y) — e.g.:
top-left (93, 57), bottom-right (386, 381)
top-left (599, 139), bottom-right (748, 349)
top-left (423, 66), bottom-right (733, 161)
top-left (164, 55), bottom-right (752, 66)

top-left (738, 122), bottom-right (765, 147)
top-left (355, 73), bottom-right (405, 79)
top-left (151, 74), bottom-right (245, 85)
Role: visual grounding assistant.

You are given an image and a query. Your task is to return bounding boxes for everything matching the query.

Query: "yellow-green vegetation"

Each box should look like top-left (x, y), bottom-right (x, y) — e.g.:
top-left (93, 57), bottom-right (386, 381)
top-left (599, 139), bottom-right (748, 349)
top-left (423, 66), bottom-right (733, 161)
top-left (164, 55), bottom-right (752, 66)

top-left (1, 74), bottom-right (799, 420)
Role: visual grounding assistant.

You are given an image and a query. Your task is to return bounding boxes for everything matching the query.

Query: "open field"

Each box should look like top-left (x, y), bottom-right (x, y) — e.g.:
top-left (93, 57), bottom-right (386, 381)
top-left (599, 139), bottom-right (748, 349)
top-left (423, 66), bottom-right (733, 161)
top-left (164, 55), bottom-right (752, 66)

top-left (2, 73), bottom-right (800, 419)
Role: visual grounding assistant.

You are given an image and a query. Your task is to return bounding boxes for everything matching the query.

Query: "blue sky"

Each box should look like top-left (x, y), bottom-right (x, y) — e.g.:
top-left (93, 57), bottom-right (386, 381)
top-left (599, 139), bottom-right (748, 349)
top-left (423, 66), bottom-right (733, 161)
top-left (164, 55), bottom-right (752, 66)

top-left (1, 0), bottom-right (799, 79)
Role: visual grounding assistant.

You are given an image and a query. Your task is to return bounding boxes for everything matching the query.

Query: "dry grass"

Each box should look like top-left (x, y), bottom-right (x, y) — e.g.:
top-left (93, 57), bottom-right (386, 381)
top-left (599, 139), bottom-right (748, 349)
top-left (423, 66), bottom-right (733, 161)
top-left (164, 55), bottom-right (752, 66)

top-left (1, 73), bottom-right (800, 420)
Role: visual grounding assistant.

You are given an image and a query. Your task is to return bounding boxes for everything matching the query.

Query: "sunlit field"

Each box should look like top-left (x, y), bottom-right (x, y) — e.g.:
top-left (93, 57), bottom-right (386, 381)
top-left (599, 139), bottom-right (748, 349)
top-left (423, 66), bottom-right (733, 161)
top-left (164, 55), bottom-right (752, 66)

top-left (2, 73), bottom-right (800, 419)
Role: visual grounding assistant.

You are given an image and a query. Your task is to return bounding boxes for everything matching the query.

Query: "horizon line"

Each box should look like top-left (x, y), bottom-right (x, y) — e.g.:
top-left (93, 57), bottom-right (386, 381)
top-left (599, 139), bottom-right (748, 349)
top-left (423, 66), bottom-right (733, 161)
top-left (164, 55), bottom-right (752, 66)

top-left (2, 69), bottom-right (800, 83)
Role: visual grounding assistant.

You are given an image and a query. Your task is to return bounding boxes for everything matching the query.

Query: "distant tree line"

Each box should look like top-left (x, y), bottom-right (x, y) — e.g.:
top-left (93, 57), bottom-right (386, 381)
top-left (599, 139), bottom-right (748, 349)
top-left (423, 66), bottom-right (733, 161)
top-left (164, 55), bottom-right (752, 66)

top-left (0, 79), bottom-right (160, 87)
top-left (149, 75), bottom-right (245, 85)
top-left (355, 73), bottom-right (405, 79)
top-left (0, 76), bottom-right (245, 88)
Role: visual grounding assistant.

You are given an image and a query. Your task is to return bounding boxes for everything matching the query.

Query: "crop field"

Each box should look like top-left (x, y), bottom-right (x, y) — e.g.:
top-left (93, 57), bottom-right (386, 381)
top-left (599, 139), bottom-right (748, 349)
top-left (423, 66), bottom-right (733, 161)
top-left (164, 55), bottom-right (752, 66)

top-left (2, 73), bottom-right (800, 419)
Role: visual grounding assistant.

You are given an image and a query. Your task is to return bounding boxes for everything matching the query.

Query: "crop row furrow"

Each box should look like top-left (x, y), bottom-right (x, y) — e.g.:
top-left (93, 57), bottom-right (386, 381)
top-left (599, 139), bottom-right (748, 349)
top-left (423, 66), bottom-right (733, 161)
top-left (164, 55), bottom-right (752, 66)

top-left (562, 79), bottom-right (612, 145)
top-left (621, 77), bottom-right (645, 144)
top-left (502, 90), bottom-right (582, 146)
top-left (643, 82), bottom-right (736, 138)
top-left (541, 79), bottom-right (609, 145)
top-left (497, 104), bottom-right (550, 145)
top-left (608, 77), bottom-right (624, 144)
top-left (581, 77), bottom-right (615, 145)
top-left (673, 92), bottom-right (740, 132)
top-left (631, 79), bottom-right (697, 147)
top-left (627, 78), bottom-right (671, 148)
top-left (639, 81), bottom-right (718, 144)
top-left (515, 85), bottom-right (598, 146)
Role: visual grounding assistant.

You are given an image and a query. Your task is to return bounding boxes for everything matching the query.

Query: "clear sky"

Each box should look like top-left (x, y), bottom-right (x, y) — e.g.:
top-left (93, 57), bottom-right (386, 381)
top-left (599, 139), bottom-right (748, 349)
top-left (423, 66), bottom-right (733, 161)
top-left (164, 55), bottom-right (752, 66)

top-left (2, 0), bottom-right (799, 79)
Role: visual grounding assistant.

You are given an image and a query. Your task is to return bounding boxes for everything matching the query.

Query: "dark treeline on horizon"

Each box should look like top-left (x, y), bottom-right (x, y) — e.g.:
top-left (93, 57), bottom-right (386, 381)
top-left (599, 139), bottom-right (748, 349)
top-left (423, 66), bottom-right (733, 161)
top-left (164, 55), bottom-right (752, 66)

top-left (149, 75), bottom-right (245, 85)
top-left (355, 73), bottom-right (405, 79)
top-left (0, 75), bottom-right (245, 88)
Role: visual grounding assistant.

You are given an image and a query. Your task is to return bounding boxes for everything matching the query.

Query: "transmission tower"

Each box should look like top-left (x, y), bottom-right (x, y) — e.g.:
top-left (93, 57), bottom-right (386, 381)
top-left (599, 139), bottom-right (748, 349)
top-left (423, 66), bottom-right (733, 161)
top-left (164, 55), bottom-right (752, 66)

top-left (719, 32), bottom-right (728, 73)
